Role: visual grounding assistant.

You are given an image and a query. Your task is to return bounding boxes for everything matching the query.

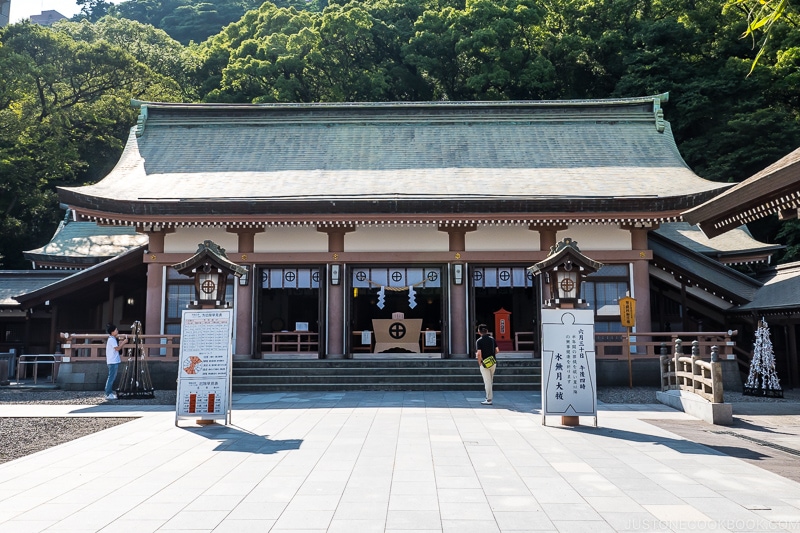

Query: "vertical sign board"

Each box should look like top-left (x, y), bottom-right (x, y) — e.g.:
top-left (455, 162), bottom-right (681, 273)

top-left (175, 309), bottom-right (233, 426)
top-left (540, 308), bottom-right (597, 426)
top-left (619, 297), bottom-right (636, 328)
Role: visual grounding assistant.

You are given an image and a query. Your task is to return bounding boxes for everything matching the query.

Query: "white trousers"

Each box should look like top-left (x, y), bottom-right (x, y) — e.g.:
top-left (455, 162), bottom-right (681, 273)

top-left (479, 363), bottom-right (497, 401)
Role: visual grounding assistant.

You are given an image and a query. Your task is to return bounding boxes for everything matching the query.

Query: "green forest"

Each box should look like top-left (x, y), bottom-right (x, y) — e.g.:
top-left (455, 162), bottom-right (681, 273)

top-left (1, 0), bottom-right (799, 268)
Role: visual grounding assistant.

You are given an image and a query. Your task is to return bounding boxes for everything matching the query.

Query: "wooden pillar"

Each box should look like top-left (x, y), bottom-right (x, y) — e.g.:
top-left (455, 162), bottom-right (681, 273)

top-left (49, 305), bottom-right (58, 353)
top-left (787, 324), bottom-right (799, 388)
top-left (319, 226), bottom-right (354, 358)
top-left (530, 224), bottom-right (566, 303)
top-left (440, 226), bottom-right (475, 358)
top-left (628, 227), bottom-right (653, 337)
top-left (144, 230), bottom-right (169, 336)
top-left (228, 229), bottom-right (262, 358)
top-left (106, 281), bottom-right (116, 326)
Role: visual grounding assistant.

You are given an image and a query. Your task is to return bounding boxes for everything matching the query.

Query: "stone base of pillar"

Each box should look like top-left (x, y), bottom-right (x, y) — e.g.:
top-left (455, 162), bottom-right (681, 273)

top-left (325, 353), bottom-right (347, 359)
top-left (448, 353), bottom-right (470, 359)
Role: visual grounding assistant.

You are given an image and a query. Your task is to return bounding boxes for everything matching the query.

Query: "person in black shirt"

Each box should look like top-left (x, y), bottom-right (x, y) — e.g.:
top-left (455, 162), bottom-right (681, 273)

top-left (476, 324), bottom-right (499, 405)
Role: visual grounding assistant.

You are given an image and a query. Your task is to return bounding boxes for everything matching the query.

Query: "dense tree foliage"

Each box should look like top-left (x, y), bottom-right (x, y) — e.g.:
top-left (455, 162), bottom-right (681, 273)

top-left (78, 0), bottom-right (279, 44)
top-left (0, 21), bottom-right (181, 268)
top-left (2, 0), bottom-right (800, 267)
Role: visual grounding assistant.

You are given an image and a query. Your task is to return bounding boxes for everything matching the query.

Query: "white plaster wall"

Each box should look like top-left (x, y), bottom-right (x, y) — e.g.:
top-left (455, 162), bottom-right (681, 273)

top-left (254, 227), bottom-right (328, 253)
top-left (345, 226), bottom-right (448, 252)
top-left (556, 225), bottom-right (631, 250)
top-left (466, 226), bottom-right (540, 252)
top-left (164, 228), bottom-right (238, 253)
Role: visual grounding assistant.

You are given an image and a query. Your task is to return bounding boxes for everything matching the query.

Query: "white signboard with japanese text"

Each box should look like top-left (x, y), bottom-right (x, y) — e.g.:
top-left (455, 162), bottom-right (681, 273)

top-left (175, 309), bottom-right (233, 425)
top-left (541, 308), bottom-right (597, 424)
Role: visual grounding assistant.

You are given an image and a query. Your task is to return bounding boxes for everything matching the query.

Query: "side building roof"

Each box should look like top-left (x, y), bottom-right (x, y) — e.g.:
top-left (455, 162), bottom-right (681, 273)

top-left (0, 271), bottom-right (74, 315)
top-left (653, 222), bottom-right (782, 266)
top-left (731, 262), bottom-right (800, 315)
top-left (683, 146), bottom-right (800, 238)
top-left (59, 95), bottom-right (730, 229)
top-left (23, 212), bottom-right (148, 269)
top-left (648, 232), bottom-right (762, 306)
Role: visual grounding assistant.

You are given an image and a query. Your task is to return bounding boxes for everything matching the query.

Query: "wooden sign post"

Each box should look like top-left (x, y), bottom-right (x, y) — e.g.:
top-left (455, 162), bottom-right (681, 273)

top-left (619, 296), bottom-right (636, 388)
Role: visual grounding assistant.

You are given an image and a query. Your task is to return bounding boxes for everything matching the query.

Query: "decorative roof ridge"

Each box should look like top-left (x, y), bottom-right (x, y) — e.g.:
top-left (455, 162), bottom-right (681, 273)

top-left (131, 94), bottom-right (668, 111)
top-left (130, 94), bottom-right (670, 132)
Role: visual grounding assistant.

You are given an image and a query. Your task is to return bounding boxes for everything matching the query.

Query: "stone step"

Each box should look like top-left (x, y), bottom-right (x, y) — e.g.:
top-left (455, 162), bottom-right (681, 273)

top-left (231, 358), bottom-right (541, 392)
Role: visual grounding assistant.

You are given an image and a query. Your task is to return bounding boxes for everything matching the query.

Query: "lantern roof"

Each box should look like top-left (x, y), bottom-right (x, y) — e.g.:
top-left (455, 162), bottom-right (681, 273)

top-left (171, 240), bottom-right (247, 278)
top-left (528, 238), bottom-right (604, 276)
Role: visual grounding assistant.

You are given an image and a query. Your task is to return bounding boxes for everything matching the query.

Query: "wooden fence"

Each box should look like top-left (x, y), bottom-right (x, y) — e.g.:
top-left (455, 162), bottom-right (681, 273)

top-left (60, 334), bottom-right (181, 359)
top-left (59, 330), bottom-right (737, 366)
top-left (660, 339), bottom-right (725, 403)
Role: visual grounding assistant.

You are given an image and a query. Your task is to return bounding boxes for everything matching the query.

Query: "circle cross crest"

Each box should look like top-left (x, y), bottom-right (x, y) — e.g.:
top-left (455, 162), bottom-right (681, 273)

top-left (201, 279), bottom-right (216, 294)
top-left (389, 322), bottom-right (406, 339)
top-left (559, 278), bottom-right (575, 293)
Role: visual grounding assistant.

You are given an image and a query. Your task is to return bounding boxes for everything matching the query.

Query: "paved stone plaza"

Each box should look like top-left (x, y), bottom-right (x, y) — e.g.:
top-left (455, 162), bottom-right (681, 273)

top-left (1, 391), bottom-right (799, 532)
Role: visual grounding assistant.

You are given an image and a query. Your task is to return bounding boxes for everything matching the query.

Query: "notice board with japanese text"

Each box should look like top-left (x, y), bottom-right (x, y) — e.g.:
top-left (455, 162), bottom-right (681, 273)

top-left (175, 309), bottom-right (233, 426)
top-left (540, 308), bottom-right (597, 423)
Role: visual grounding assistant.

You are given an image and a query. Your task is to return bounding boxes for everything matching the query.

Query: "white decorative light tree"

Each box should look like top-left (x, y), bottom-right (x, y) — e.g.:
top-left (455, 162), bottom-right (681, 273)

top-left (743, 317), bottom-right (783, 398)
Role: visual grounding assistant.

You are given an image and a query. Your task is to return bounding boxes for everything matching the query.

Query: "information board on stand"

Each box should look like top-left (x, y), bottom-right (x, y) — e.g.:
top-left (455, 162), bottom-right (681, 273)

top-left (175, 309), bottom-right (233, 426)
top-left (540, 308), bottom-right (597, 426)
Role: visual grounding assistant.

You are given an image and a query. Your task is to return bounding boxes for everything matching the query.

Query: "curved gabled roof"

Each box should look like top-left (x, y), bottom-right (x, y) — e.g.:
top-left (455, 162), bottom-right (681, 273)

top-left (684, 146), bottom-right (800, 238)
top-left (23, 214), bottom-right (147, 268)
top-left (59, 96), bottom-right (730, 228)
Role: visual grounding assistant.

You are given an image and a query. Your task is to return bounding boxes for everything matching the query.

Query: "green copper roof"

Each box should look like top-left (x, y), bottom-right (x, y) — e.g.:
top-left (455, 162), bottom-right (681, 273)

top-left (60, 97), bottom-right (730, 220)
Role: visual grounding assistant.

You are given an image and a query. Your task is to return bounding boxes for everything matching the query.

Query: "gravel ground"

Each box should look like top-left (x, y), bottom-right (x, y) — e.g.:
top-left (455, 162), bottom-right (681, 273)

top-left (0, 389), bottom-right (178, 464)
top-left (1, 386), bottom-right (798, 465)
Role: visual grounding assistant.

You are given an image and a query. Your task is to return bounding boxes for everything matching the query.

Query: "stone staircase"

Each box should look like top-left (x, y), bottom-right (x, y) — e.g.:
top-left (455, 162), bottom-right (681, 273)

top-left (232, 358), bottom-right (541, 392)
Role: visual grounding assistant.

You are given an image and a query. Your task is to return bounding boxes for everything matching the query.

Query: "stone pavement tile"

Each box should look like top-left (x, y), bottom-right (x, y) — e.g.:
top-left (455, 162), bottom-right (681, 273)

top-left (621, 488), bottom-right (685, 505)
top-left (327, 518), bottom-right (387, 532)
top-left (182, 494), bottom-right (245, 511)
top-left (206, 519), bottom-right (277, 533)
top-left (12, 502), bottom-right (85, 522)
top-left (158, 509), bottom-right (228, 531)
top-left (751, 505), bottom-right (800, 523)
top-left (389, 492), bottom-right (441, 511)
top-left (486, 494), bottom-right (541, 512)
top-left (225, 500), bottom-right (287, 520)
top-left (386, 530), bottom-right (441, 533)
top-left (642, 504), bottom-right (713, 523)
top-left (271, 508), bottom-right (335, 529)
top-left (438, 488), bottom-right (488, 503)
top-left (560, 472), bottom-right (620, 497)
top-left (391, 480), bottom-right (437, 495)
top-left (494, 510), bottom-right (555, 530)
top-left (0, 520), bottom-right (54, 533)
top-left (98, 519), bottom-right (165, 533)
top-left (150, 482), bottom-right (207, 503)
top-left (386, 509), bottom-right (442, 530)
top-left (524, 478), bottom-right (584, 504)
top-left (440, 518), bottom-right (499, 532)
top-left (340, 487), bottom-right (392, 503)
top-left (439, 500), bottom-right (495, 520)
top-left (683, 496), bottom-right (777, 522)
top-left (549, 520), bottom-right (617, 532)
top-left (659, 481), bottom-right (721, 498)
top-left (598, 511), bottom-right (666, 532)
top-left (436, 475), bottom-right (483, 489)
top-left (393, 469), bottom-right (436, 483)
top-left (283, 493), bottom-right (341, 511)
top-left (243, 475), bottom-right (304, 502)
top-left (581, 495), bottom-right (644, 513)
top-left (540, 502), bottom-right (603, 522)
top-left (120, 501), bottom-right (181, 521)
top-left (332, 500), bottom-right (388, 520)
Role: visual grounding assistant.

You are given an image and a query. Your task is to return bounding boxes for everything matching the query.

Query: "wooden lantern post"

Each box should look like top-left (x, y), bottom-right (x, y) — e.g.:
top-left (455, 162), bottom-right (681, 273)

top-left (530, 238), bottom-right (602, 427)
